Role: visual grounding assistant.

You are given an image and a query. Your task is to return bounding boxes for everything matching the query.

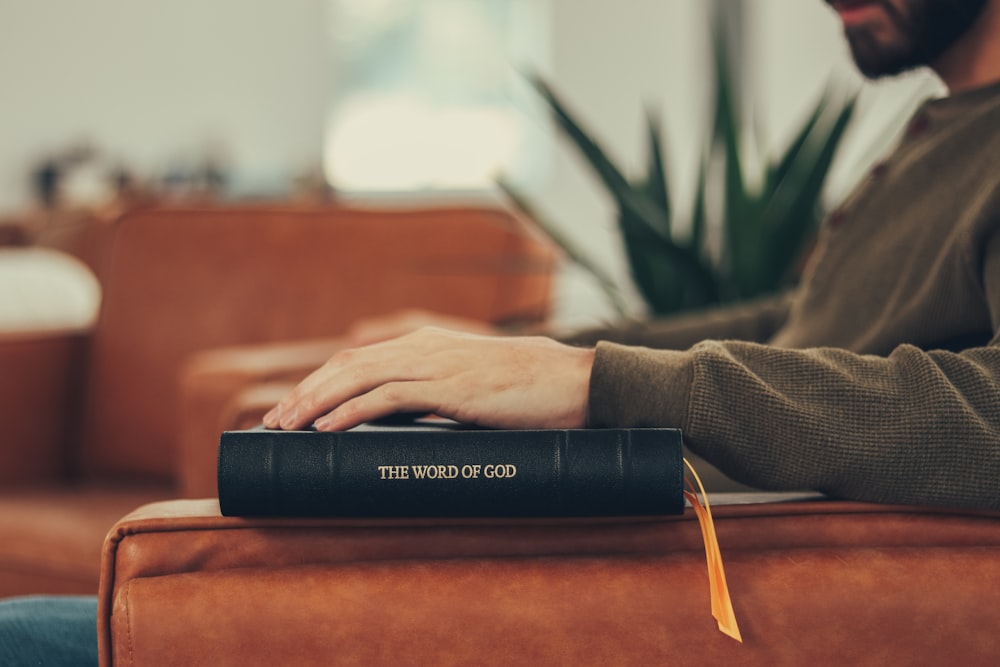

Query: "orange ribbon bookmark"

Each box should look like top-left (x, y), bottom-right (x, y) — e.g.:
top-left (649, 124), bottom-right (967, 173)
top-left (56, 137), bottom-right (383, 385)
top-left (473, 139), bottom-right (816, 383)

top-left (683, 458), bottom-right (742, 642)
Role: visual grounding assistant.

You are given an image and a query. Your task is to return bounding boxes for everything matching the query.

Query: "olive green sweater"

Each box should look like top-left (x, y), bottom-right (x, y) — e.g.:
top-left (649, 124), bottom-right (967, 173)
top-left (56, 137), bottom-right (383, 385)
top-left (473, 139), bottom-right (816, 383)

top-left (573, 79), bottom-right (1000, 510)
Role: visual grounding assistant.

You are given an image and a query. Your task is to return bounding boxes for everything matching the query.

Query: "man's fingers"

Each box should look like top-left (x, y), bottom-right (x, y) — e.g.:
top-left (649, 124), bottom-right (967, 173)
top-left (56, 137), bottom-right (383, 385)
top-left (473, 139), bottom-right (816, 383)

top-left (268, 330), bottom-right (458, 430)
top-left (313, 381), bottom-right (441, 431)
top-left (274, 360), bottom-right (413, 430)
top-left (262, 327), bottom-right (595, 433)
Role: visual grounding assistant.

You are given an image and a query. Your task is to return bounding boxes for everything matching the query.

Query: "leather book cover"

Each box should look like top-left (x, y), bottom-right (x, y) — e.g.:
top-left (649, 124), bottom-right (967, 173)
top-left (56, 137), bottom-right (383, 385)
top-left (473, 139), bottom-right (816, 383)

top-left (217, 421), bottom-right (684, 518)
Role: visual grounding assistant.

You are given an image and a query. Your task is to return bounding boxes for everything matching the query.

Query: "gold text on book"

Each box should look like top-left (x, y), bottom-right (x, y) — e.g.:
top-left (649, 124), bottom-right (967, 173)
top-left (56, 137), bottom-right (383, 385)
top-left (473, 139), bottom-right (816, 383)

top-left (377, 464), bottom-right (518, 480)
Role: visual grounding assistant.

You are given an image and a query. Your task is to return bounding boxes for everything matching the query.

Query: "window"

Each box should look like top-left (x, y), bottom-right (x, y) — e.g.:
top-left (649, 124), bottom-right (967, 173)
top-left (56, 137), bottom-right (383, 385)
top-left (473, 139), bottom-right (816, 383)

top-left (324, 0), bottom-right (550, 192)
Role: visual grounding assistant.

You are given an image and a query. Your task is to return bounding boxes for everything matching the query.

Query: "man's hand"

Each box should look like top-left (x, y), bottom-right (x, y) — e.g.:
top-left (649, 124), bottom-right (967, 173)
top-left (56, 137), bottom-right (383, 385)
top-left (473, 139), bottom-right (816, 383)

top-left (262, 327), bottom-right (595, 432)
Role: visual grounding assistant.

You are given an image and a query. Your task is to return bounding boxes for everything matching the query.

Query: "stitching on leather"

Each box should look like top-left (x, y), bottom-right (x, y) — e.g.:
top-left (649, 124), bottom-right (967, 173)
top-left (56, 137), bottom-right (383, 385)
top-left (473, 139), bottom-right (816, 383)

top-left (123, 580), bottom-right (136, 667)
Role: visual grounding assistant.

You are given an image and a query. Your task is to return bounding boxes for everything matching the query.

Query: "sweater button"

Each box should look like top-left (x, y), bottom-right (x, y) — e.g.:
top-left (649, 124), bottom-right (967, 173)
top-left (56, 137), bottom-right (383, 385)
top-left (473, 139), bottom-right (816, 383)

top-left (826, 208), bottom-right (848, 229)
top-left (870, 160), bottom-right (889, 179)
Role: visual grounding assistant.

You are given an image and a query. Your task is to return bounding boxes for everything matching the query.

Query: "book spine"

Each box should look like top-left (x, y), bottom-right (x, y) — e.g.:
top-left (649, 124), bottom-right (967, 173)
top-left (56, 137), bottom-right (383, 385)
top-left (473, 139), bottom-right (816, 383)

top-left (217, 429), bottom-right (683, 517)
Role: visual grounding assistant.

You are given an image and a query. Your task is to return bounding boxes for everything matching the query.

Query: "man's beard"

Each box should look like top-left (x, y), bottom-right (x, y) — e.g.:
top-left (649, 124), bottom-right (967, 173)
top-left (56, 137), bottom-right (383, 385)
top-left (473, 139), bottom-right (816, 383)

top-left (842, 0), bottom-right (989, 78)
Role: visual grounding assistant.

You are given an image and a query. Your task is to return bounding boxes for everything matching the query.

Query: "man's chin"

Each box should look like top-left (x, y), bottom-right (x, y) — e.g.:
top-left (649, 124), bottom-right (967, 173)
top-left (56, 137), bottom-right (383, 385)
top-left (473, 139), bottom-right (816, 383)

top-left (837, 0), bottom-right (990, 80)
top-left (847, 32), bottom-right (921, 79)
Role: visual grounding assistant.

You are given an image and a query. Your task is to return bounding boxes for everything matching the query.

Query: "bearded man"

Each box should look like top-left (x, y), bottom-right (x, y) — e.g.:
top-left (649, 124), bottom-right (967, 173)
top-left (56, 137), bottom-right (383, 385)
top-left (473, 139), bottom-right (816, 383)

top-left (269, 0), bottom-right (1000, 511)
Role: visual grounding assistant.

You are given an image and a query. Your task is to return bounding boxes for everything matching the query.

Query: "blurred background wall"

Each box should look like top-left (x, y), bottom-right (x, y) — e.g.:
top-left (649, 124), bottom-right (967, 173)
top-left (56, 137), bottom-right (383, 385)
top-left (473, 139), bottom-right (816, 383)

top-left (0, 0), bottom-right (940, 325)
top-left (0, 0), bottom-right (329, 208)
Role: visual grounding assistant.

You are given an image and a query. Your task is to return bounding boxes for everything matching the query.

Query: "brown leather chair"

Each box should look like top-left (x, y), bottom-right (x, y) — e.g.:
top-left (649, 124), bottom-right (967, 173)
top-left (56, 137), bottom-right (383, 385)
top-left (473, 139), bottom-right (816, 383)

top-left (0, 202), bottom-right (556, 597)
top-left (98, 496), bottom-right (1000, 666)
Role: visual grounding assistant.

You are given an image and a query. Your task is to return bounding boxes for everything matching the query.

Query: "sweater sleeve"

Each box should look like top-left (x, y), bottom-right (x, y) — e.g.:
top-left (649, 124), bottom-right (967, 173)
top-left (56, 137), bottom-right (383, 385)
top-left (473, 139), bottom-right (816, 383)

top-left (586, 247), bottom-right (1000, 511)
top-left (558, 292), bottom-right (794, 349)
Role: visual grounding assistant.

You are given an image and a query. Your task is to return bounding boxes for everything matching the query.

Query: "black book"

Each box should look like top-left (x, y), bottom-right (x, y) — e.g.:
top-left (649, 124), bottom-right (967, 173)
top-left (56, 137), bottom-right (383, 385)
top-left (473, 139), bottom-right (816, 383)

top-left (217, 421), bottom-right (685, 518)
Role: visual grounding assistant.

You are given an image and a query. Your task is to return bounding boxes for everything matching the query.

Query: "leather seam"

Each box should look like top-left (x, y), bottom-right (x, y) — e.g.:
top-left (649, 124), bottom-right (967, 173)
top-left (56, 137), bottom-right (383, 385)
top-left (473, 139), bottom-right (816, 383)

top-left (124, 579), bottom-right (136, 667)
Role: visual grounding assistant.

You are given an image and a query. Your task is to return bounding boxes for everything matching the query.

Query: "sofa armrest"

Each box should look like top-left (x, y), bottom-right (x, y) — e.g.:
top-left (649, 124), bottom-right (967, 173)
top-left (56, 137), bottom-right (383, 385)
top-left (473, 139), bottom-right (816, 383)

top-left (0, 329), bottom-right (88, 484)
top-left (176, 338), bottom-right (345, 497)
top-left (99, 497), bottom-right (1000, 666)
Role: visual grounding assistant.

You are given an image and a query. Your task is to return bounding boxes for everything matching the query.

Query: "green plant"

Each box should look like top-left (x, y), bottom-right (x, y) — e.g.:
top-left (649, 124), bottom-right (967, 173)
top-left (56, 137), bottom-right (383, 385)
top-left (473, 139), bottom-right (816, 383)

top-left (501, 22), bottom-right (857, 317)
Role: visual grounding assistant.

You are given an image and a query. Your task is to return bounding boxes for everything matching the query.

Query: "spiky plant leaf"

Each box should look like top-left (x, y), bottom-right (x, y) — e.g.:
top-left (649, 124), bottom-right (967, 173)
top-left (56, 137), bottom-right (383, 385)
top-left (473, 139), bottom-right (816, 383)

top-left (764, 94), bottom-right (857, 288)
top-left (507, 12), bottom-right (866, 317)
top-left (639, 106), bottom-right (671, 226)
top-left (525, 72), bottom-right (633, 207)
top-left (763, 88), bottom-right (833, 196)
top-left (496, 177), bottom-right (630, 317)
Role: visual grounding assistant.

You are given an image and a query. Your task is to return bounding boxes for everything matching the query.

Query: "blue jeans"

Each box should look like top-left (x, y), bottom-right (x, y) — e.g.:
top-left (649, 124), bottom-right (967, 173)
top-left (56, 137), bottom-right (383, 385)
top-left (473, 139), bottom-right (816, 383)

top-left (0, 595), bottom-right (98, 666)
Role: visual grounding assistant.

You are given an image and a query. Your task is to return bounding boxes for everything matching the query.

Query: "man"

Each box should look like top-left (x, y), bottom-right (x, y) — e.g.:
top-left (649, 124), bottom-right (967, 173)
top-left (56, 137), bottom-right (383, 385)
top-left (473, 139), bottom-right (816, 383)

top-left (2, 1), bottom-right (999, 664)
top-left (266, 0), bottom-right (1000, 511)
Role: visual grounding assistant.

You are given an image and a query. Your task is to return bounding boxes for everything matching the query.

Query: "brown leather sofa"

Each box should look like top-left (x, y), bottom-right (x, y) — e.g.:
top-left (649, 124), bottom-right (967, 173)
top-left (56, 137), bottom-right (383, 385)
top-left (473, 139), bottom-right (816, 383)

top-left (98, 496), bottom-right (1000, 666)
top-left (100, 283), bottom-right (1000, 664)
top-left (17, 203), bottom-right (1000, 664)
top-left (0, 202), bottom-right (555, 597)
